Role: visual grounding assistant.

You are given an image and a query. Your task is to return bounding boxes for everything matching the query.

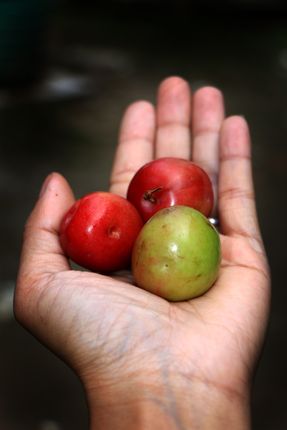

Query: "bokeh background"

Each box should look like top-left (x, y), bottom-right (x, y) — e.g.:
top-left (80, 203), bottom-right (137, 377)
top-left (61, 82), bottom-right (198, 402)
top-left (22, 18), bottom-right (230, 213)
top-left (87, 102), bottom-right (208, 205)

top-left (0, 1), bottom-right (286, 429)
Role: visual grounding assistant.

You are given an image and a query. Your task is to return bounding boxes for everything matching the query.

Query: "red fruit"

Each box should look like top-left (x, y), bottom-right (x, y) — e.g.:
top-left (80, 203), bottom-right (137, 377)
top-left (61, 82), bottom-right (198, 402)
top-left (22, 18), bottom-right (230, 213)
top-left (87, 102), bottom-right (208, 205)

top-left (59, 192), bottom-right (143, 273)
top-left (127, 157), bottom-right (213, 222)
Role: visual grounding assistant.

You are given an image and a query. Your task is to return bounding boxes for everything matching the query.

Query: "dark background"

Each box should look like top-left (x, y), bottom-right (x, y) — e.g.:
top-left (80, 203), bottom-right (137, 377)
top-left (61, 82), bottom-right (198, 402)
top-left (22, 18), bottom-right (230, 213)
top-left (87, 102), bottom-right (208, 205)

top-left (0, 1), bottom-right (286, 428)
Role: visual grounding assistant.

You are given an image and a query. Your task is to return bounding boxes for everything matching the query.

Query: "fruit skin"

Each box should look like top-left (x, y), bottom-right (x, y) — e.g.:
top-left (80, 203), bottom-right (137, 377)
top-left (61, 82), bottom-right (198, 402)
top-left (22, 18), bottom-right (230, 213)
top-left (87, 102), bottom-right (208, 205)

top-left (60, 192), bottom-right (143, 273)
top-left (127, 157), bottom-right (213, 222)
top-left (132, 206), bottom-right (221, 301)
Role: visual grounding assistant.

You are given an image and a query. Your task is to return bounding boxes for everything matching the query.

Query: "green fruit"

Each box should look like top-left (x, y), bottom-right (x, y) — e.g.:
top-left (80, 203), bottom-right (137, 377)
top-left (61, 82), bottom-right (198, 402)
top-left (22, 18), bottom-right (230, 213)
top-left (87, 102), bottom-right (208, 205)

top-left (132, 206), bottom-right (221, 301)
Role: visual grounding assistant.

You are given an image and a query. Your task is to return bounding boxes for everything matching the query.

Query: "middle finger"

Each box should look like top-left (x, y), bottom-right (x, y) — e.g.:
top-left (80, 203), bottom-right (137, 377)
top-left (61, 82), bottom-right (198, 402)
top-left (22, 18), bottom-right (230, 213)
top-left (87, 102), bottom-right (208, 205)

top-left (155, 76), bottom-right (192, 159)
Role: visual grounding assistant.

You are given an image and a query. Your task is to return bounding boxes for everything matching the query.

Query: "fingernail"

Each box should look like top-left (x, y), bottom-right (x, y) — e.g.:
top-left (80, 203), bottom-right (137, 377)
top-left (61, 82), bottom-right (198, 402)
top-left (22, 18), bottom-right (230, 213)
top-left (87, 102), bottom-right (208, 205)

top-left (39, 173), bottom-right (53, 198)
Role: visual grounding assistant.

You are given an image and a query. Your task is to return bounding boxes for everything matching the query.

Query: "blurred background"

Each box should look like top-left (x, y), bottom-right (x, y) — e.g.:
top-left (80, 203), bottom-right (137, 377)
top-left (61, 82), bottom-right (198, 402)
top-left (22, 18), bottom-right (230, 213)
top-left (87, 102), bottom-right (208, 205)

top-left (0, 0), bottom-right (286, 429)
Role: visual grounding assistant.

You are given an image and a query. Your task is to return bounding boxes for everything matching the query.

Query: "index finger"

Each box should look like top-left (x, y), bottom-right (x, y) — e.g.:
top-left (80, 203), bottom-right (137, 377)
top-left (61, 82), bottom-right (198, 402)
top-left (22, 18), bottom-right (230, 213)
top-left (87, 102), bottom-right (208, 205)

top-left (110, 101), bottom-right (155, 197)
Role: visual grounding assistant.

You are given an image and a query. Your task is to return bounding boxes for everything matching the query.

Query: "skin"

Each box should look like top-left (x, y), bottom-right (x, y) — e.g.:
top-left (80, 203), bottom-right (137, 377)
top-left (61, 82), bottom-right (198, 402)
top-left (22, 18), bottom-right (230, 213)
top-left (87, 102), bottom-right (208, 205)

top-left (15, 77), bottom-right (270, 430)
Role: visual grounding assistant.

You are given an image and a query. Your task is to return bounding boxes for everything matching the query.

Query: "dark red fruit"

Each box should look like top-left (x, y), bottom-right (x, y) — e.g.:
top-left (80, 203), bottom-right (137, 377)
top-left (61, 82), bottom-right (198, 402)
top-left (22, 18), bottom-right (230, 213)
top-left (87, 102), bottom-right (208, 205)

top-left (127, 157), bottom-right (213, 222)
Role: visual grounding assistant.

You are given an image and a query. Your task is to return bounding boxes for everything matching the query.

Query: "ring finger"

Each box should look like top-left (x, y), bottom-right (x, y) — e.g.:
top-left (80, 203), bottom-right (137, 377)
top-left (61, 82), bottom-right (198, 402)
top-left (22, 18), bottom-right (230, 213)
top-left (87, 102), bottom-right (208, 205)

top-left (191, 87), bottom-right (225, 215)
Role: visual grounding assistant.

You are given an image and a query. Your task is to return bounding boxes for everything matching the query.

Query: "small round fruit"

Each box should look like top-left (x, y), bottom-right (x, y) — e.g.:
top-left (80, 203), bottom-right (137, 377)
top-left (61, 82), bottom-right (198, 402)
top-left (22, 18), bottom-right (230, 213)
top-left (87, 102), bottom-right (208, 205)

top-left (60, 192), bottom-right (143, 273)
top-left (127, 157), bottom-right (213, 222)
top-left (132, 206), bottom-right (221, 301)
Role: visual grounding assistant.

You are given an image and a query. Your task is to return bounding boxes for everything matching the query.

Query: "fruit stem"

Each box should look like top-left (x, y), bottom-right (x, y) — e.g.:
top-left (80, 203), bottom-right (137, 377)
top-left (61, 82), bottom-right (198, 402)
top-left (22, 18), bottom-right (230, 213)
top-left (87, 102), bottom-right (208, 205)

top-left (143, 187), bottom-right (162, 204)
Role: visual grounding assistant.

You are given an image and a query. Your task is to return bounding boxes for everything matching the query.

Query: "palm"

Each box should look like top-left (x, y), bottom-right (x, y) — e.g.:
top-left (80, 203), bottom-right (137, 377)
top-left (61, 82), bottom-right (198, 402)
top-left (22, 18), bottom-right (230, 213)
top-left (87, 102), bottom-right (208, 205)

top-left (15, 77), bottom-right (270, 401)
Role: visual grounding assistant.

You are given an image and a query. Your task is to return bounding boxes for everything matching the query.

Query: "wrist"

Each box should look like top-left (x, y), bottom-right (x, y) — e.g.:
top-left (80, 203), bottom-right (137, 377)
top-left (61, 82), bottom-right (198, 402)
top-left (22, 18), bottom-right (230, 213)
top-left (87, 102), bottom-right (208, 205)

top-left (82, 370), bottom-right (251, 430)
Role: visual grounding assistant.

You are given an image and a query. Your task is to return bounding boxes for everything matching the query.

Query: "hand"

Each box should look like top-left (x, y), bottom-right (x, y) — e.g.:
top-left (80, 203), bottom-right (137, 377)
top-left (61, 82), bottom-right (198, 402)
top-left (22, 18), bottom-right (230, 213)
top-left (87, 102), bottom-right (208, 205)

top-left (15, 77), bottom-right (270, 430)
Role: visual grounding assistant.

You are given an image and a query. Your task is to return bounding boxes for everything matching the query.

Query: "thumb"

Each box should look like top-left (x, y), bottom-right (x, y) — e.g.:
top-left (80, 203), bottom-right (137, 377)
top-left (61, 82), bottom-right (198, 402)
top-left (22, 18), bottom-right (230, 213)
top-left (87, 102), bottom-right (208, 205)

top-left (16, 172), bottom-right (75, 300)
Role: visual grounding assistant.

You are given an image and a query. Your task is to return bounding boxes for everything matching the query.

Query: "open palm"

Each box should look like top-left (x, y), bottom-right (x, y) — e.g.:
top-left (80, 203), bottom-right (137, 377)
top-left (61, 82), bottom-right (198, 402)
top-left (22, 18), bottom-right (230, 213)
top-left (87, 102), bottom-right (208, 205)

top-left (15, 77), bottom-right (270, 427)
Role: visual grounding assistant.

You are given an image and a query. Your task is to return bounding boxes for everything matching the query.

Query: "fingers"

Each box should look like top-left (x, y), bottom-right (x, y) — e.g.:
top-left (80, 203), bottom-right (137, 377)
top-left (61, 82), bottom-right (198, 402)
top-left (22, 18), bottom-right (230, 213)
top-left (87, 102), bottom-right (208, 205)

top-left (17, 173), bottom-right (75, 288)
top-left (110, 101), bottom-right (155, 197)
top-left (155, 77), bottom-right (192, 159)
top-left (192, 87), bottom-right (225, 213)
top-left (218, 116), bottom-right (262, 240)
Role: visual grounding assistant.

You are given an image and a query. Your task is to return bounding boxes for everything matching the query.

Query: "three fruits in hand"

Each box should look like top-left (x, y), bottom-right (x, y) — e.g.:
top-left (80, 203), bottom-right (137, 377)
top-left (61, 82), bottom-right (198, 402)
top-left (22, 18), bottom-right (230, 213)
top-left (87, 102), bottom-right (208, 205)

top-left (59, 157), bottom-right (220, 301)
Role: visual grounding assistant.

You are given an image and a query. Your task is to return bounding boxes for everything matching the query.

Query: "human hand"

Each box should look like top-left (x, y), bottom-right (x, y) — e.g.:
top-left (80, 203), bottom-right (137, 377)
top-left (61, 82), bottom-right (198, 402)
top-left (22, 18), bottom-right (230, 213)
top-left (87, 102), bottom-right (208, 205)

top-left (15, 77), bottom-right (270, 430)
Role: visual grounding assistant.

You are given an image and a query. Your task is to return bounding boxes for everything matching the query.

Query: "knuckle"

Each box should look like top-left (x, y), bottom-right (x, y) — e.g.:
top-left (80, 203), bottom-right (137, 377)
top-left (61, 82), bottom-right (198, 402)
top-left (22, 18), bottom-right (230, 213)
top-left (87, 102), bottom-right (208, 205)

top-left (109, 169), bottom-right (135, 191)
top-left (219, 187), bottom-right (254, 203)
